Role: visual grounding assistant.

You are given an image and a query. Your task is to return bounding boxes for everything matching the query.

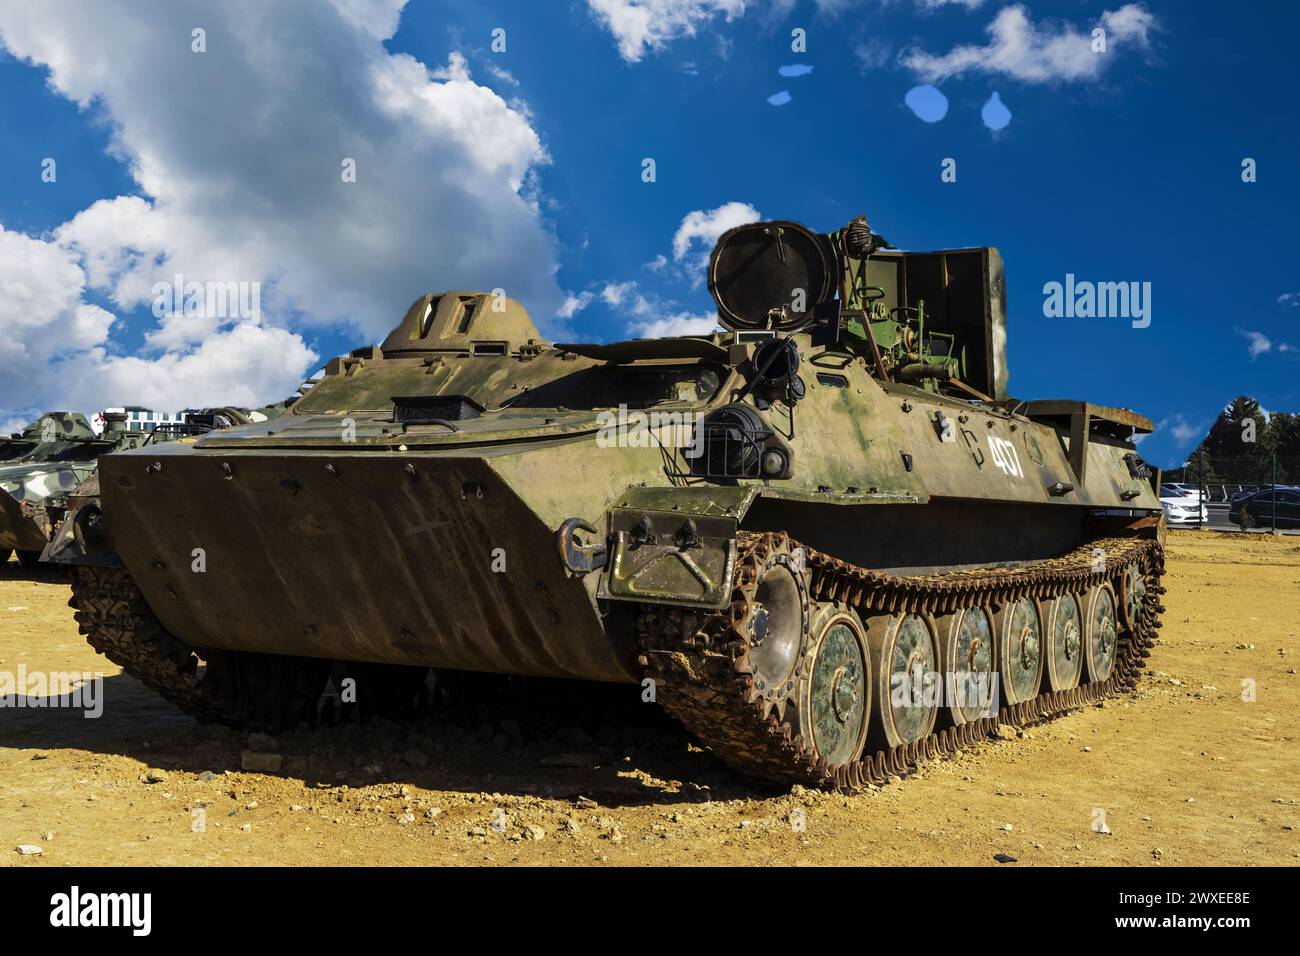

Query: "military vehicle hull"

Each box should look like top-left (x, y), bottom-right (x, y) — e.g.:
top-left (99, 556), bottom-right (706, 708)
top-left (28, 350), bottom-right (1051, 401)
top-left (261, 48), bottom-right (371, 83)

top-left (0, 479), bottom-right (53, 555)
top-left (95, 448), bottom-right (632, 681)
top-left (60, 225), bottom-right (1169, 791)
top-left (1, 413), bottom-right (127, 565)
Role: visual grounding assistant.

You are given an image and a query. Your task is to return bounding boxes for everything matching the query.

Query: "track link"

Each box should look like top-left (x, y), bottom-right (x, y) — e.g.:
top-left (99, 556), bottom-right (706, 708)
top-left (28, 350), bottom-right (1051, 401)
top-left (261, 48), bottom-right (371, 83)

top-left (637, 531), bottom-right (1165, 792)
top-left (68, 565), bottom-right (334, 730)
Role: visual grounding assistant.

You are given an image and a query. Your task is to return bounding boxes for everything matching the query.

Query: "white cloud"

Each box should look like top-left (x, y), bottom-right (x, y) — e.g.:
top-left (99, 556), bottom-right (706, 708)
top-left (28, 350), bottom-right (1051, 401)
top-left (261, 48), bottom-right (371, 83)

top-left (0, 225), bottom-right (112, 405)
top-left (328, 0), bottom-right (409, 41)
top-left (1241, 330), bottom-right (1272, 359)
top-left (902, 3), bottom-right (1157, 84)
top-left (671, 202), bottom-right (761, 261)
top-left (1279, 292), bottom-right (1299, 307)
top-left (558, 291), bottom-right (596, 319)
top-left (629, 311), bottom-right (720, 338)
top-left (559, 202), bottom-right (755, 339)
top-left (0, 224), bottom-right (318, 416)
top-left (0, 0), bottom-right (562, 421)
top-left (600, 281), bottom-right (643, 309)
top-left (486, 63), bottom-right (520, 87)
top-left (1169, 417), bottom-right (1202, 445)
top-left (557, 277), bottom-right (718, 338)
top-left (854, 37), bottom-right (894, 71)
top-left (585, 0), bottom-right (748, 63)
top-left (671, 201), bottom-right (762, 286)
top-left (63, 324), bottom-right (318, 413)
top-left (1147, 414), bottom-right (1205, 449)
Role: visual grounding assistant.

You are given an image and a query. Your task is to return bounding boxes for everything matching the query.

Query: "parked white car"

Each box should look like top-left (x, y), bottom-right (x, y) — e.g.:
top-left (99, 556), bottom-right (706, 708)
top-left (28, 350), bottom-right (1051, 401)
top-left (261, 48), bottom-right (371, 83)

top-left (1160, 483), bottom-right (1208, 525)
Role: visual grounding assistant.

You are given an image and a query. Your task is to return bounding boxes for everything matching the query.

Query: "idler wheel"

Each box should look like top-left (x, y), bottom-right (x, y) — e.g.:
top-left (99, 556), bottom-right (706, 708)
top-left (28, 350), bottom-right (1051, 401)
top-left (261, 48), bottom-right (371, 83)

top-left (796, 604), bottom-right (870, 768)
top-left (742, 541), bottom-right (810, 715)
top-left (1045, 593), bottom-right (1084, 691)
top-left (866, 612), bottom-right (939, 748)
top-left (939, 606), bottom-right (997, 725)
top-left (997, 597), bottom-right (1044, 705)
top-left (1085, 582), bottom-right (1119, 683)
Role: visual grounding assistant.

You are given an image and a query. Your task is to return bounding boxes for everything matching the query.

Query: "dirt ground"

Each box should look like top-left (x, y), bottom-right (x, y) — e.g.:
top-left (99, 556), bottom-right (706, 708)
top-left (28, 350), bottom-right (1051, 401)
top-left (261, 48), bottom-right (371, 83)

top-left (2, 531), bottom-right (1297, 867)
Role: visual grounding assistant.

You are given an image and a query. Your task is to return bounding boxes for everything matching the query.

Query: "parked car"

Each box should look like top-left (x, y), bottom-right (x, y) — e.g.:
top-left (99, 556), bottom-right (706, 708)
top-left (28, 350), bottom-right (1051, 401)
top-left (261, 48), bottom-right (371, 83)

top-left (1159, 494), bottom-right (1206, 522)
top-left (1228, 487), bottom-right (1300, 528)
top-left (1160, 484), bottom-right (1207, 525)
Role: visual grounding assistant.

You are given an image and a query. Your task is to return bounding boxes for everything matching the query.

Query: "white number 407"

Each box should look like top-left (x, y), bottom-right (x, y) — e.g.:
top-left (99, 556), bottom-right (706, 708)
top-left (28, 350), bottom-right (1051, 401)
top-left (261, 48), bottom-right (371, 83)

top-left (989, 436), bottom-right (1023, 478)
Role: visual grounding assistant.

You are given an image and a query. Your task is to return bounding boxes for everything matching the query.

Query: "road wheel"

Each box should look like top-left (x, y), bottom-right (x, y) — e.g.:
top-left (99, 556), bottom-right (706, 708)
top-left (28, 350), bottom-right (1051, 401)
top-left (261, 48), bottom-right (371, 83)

top-left (16, 550), bottom-right (41, 567)
top-left (0, 548), bottom-right (12, 566)
top-left (997, 596), bottom-right (1044, 705)
top-left (866, 611), bottom-right (939, 749)
top-left (795, 603), bottom-right (870, 770)
top-left (938, 605), bottom-right (997, 725)
top-left (1045, 593), bottom-right (1083, 691)
top-left (1085, 583), bottom-right (1119, 683)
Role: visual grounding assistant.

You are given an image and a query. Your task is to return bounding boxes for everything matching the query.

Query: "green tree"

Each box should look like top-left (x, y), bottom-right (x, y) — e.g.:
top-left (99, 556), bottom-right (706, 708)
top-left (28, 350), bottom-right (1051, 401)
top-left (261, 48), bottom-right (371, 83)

top-left (1187, 396), bottom-right (1274, 484)
top-left (1270, 411), bottom-right (1300, 482)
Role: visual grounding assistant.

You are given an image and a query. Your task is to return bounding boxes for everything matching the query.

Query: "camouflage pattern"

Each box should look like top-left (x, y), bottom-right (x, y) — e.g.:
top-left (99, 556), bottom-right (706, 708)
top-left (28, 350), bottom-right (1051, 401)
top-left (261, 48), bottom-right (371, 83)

top-left (1, 412), bottom-right (146, 560)
top-left (58, 221), bottom-right (1161, 685)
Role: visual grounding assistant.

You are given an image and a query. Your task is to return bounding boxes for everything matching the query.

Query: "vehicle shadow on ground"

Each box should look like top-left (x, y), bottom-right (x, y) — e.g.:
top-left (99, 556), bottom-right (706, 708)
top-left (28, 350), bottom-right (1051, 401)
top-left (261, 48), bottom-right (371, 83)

top-left (0, 561), bottom-right (69, 583)
top-left (0, 672), bottom-right (781, 808)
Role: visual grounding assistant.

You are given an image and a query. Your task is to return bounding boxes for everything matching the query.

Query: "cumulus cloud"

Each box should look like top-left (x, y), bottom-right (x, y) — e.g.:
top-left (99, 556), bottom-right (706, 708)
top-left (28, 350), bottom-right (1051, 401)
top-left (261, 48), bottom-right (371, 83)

top-left (671, 201), bottom-right (762, 285)
top-left (1148, 415), bottom-right (1203, 448)
top-left (1239, 329), bottom-right (1272, 359)
top-left (586, 0), bottom-right (748, 62)
top-left (603, 279), bottom-right (719, 338)
top-left (854, 37), bottom-right (894, 71)
top-left (560, 202), bottom-right (757, 339)
top-left (558, 291), bottom-right (596, 319)
top-left (0, 225), bottom-right (113, 411)
top-left (0, 224), bottom-right (317, 416)
top-left (1168, 417), bottom-right (1203, 445)
top-left (820, 0), bottom-right (985, 15)
top-left (902, 3), bottom-right (1157, 84)
top-left (629, 311), bottom-right (720, 338)
top-left (0, 0), bottom-right (560, 420)
top-left (556, 277), bottom-right (718, 338)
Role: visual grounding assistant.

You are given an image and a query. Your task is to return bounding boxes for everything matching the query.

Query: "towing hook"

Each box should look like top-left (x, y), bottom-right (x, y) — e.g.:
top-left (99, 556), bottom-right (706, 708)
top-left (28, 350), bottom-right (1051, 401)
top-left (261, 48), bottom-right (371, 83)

top-left (557, 517), bottom-right (608, 574)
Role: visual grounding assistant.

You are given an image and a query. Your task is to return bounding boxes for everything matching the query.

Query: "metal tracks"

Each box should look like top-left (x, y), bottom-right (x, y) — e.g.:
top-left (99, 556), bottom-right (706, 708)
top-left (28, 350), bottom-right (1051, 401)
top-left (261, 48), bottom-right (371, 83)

top-left (68, 565), bottom-right (335, 730)
top-left (637, 530), bottom-right (1165, 792)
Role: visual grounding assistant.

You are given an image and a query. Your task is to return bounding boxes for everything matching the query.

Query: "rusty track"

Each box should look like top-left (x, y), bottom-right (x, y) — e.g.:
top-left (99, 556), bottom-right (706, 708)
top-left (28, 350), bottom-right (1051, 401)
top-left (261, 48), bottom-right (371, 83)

top-left (67, 565), bottom-right (335, 731)
top-left (637, 531), bottom-right (1164, 792)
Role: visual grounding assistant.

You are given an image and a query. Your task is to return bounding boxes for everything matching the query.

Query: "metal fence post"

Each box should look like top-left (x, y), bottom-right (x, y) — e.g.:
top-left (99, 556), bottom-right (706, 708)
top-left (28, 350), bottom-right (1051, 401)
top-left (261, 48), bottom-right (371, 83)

top-left (1272, 452), bottom-right (1278, 535)
top-left (1198, 449), bottom-right (1205, 530)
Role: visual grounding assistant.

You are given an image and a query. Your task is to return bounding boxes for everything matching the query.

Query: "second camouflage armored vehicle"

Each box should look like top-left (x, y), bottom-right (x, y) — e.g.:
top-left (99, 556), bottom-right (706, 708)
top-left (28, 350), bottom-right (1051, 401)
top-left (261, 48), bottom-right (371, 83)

top-left (56, 216), bottom-right (1165, 790)
top-left (1, 412), bottom-right (150, 566)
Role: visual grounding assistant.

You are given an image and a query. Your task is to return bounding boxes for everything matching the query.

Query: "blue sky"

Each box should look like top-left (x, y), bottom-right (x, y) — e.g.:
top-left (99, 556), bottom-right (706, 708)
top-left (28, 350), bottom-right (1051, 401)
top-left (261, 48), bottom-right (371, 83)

top-left (0, 0), bottom-right (1296, 468)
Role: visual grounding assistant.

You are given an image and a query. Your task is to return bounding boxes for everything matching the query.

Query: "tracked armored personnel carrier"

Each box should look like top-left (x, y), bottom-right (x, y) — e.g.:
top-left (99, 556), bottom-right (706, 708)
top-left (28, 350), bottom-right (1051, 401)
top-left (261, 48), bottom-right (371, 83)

top-left (1, 413), bottom-right (149, 566)
top-left (57, 217), bottom-right (1165, 790)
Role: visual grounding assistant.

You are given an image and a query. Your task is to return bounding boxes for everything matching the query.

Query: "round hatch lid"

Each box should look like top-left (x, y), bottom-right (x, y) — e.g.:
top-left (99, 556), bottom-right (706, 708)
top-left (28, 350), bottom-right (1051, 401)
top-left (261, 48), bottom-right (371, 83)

top-left (707, 220), bottom-right (834, 331)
